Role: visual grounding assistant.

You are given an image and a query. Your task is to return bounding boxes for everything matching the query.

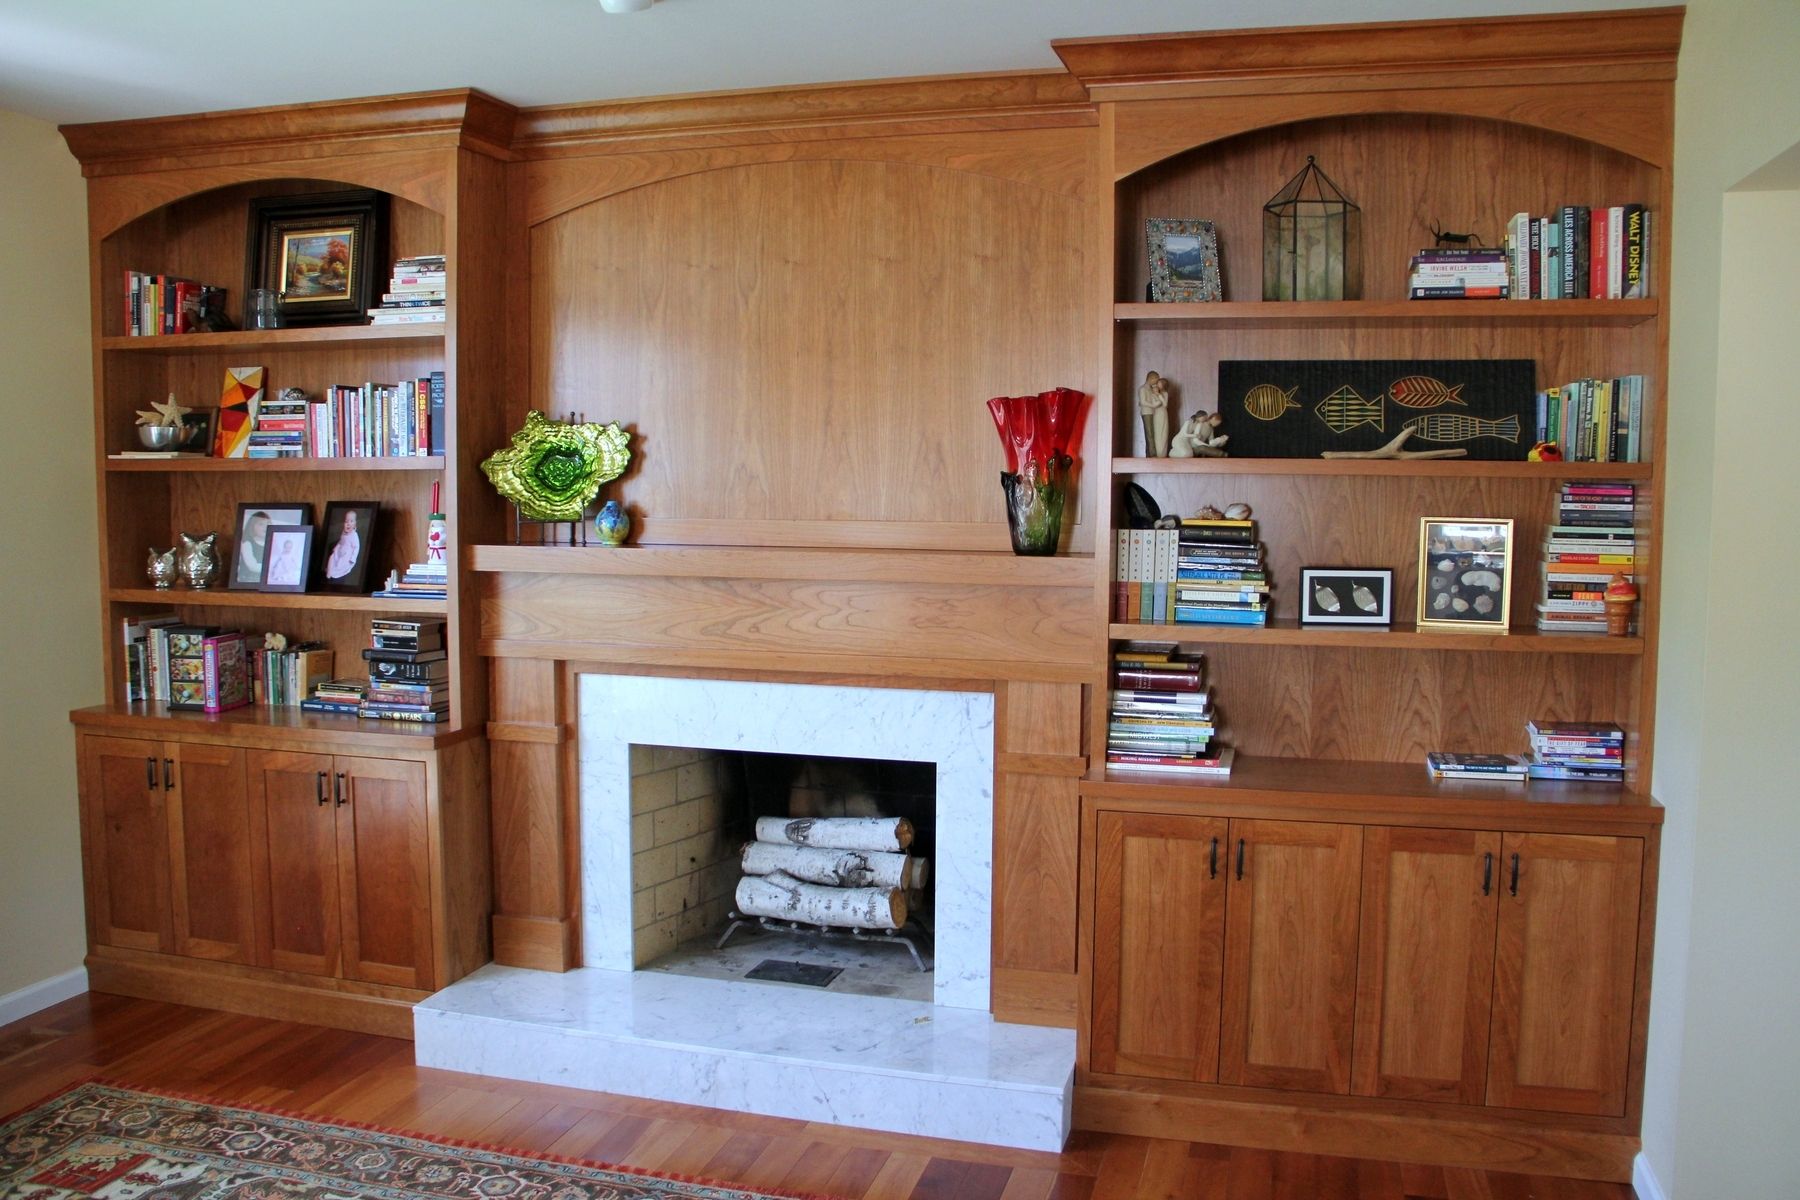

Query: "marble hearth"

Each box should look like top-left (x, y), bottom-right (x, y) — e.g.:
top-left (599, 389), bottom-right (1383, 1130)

top-left (416, 675), bottom-right (1076, 1151)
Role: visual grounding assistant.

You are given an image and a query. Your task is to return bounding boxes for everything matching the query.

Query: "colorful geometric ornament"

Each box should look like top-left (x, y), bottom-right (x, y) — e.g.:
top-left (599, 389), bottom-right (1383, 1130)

top-left (481, 410), bottom-right (631, 522)
top-left (215, 365), bottom-right (265, 458)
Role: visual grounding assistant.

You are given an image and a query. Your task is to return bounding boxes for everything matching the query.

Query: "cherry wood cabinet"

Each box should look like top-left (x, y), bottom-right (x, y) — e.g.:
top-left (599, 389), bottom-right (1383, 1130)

top-left (1353, 826), bottom-right (1501, 1104)
top-left (163, 741), bottom-right (254, 963)
top-left (77, 734), bottom-right (173, 953)
top-left (1487, 832), bottom-right (1643, 1116)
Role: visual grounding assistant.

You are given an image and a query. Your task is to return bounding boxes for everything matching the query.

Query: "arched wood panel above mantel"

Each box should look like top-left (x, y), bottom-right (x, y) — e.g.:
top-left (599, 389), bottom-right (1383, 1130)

top-left (526, 154), bottom-right (1096, 545)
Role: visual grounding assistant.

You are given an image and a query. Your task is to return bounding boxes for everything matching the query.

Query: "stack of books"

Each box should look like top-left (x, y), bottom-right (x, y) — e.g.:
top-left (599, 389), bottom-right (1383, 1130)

top-left (247, 388), bottom-right (310, 459)
top-left (1407, 247), bottom-right (1509, 299)
top-left (360, 618), bottom-right (449, 723)
top-left (1424, 751), bottom-right (1528, 781)
top-left (1534, 375), bottom-right (1646, 462)
top-left (1505, 205), bottom-right (1651, 300)
top-left (1104, 644), bottom-right (1232, 775)
top-left (1536, 482), bottom-right (1637, 635)
top-left (302, 678), bottom-right (367, 716)
top-left (1176, 516), bottom-right (1270, 626)
top-left (252, 640), bottom-right (333, 708)
top-left (308, 373), bottom-right (444, 458)
top-left (373, 560), bottom-right (448, 601)
top-left (1526, 720), bottom-right (1626, 782)
top-left (368, 255), bottom-right (446, 324)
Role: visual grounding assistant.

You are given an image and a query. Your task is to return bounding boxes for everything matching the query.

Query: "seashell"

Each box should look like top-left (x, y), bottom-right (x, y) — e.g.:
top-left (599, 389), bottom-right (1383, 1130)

top-left (1436, 558), bottom-right (1455, 572)
top-left (1351, 585), bottom-right (1379, 613)
top-left (1461, 570), bottom-right (1503, 591)
top-left (1194, 505), bottom-right (1224, 519)
top-left (1473, 594), bottom-right (1495, 614)
top-left (1431, 575), bottom-right (1450, 590)
top-left (1224, 503), bottom-right (1252, 520)
top-left (1433, 592), bottom-right (1451, 611)
top-left (1451, 597), bottom-right (1470, 612)
top-left (1313, 585), bottom-right (1341, 613)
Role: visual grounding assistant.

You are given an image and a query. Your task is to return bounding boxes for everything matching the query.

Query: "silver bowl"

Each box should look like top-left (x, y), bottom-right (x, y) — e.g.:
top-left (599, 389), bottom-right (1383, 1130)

top-left (138, 425), bottom-right (182, 451)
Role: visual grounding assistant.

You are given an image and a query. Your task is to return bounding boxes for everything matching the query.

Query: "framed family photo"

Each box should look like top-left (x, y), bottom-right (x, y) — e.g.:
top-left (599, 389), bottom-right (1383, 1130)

top-left (246, 189), bottom-right (386, 326)
top-left (318, 500), bottom-right (380, 594)
top-left (260, 525), bottom-right (315, 593)
top-left (1146, 218), bottom-right (1224, 303)
top-left (1417, 518), bottom-right (1513, 630)
top-left (230, 501), bottom-right (314, 590)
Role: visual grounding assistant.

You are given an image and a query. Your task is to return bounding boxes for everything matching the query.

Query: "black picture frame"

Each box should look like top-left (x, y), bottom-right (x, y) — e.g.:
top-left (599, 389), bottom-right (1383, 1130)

top-left (246, 189), bottom-right (386, 327)
top-left (259, 526), bottom-right (315, 593)
top-left (230, 501), bottom-right (314, 591)
top-left (1299, 567), bottom-right (1394, 626)
top-left (318, 501), bottom-right (380, 594)
top-left (176, 408), bottom-right (216, 454)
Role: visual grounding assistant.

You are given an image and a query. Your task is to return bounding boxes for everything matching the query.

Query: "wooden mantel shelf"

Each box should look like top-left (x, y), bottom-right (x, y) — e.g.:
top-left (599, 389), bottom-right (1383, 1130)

top-left (467, 544), bottom-right (1095, 588)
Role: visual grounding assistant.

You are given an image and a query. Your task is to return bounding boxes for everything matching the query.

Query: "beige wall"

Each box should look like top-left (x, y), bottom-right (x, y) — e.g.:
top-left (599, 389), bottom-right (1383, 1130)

top-left (1649, 1), bottom-right (1800, 1195)
top-left (0, 110), bottom-right (100, 998)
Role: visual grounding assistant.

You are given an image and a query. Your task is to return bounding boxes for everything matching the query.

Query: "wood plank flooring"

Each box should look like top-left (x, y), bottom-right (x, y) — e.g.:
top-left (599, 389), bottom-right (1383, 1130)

top-left (0, 992), bottom-right (1637, 1199)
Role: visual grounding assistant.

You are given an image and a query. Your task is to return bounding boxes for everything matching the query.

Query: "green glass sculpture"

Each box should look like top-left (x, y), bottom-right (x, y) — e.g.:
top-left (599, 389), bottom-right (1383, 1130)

top-left (481, 410), bottom-right (631, 523)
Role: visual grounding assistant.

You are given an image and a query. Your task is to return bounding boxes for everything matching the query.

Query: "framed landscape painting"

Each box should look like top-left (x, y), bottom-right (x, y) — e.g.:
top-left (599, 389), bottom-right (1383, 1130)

top-left (246, 189), bottom-right (385, 326)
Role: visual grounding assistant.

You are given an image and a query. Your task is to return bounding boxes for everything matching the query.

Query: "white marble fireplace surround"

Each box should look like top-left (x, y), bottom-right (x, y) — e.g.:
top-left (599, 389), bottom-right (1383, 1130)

top-left (417, 675), bottom-right (1076, 1151)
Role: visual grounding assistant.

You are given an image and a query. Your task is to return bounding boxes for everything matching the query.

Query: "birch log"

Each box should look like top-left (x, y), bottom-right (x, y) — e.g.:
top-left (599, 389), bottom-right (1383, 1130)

top-left (739, 842), bottom-right (910, 889)
top-left (905, 857), bottom-right (929, 890)
top-left (754, 815), bottom-right (914, 852)
top-left (735, 870), bottom-right (906, 930)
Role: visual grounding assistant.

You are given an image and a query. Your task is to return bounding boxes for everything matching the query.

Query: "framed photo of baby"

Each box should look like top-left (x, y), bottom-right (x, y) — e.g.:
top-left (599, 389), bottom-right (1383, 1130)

top-left (229, 501), bottom-right (313, 591)
top-left (260, 526), bottom-right (315, 593)
top-left (318, 500), bottom-right (380, 594)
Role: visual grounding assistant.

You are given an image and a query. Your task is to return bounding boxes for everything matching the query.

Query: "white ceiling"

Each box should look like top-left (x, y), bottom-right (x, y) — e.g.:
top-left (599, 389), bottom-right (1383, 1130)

top-left (0, 0), bottom-right (1649, 127)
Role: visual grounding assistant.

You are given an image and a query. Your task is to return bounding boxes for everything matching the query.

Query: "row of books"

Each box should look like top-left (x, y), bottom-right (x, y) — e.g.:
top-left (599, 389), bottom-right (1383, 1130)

top-left (1536, 481), bottom-right (1637, 635)
top-left (1424, 720), bottom-right (1626, 784)
top-left (1504, 205), bottom-right (1651, 300)
top-left (1104, 644), bottom-right (1233, 775)
top-left (123, 616), bottom-right (249, 712)
top-left (1112, 520), bottom-right (1273, 626)
top-left (1407, 247), bottom-right (1509, 300)
top-left (368, 255), bottom-right (446, 325)
top-left (280, 373), bottom-right (445, 459)
top-left (121, 271), bottom-right (223, 336)
top-left (302, 617), bottom-right (449, 723)
top-left (1534, 375), bottom-right (1646, 463)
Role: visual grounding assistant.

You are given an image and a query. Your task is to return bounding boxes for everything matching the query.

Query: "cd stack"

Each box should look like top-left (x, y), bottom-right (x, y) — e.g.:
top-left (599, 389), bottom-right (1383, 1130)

top-left (1536, 481), bottom-right (1637, 634)
top-left (1525, 719), bottom-right (1626, 783)
top-left (1174, 515), bottom-right (1270, 626)
top-left (1104, 644), bottom-right (1233, 775)
top-left (360, 617), bottom-right (449, 723)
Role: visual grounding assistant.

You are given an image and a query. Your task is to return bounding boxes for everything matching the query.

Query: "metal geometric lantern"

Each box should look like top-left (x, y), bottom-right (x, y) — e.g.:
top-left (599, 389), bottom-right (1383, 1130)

top-left (1263, 155), bottom-right (1362, 301)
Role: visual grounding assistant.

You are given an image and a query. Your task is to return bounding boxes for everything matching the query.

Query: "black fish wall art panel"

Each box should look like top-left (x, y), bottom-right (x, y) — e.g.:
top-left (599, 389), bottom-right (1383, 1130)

top-left (1218, 359), bottom-right (1536, 460)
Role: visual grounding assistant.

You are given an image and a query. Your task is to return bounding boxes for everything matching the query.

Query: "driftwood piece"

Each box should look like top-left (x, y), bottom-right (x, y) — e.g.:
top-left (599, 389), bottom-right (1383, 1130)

top-left (754, 815), bottom-right (914, 852)
top-left (1320, 428), bottom-right (1469, 460)
top-left (740, 841), bottom-right (911, 889)
top-left (734, 870), bottom-right (906, 930)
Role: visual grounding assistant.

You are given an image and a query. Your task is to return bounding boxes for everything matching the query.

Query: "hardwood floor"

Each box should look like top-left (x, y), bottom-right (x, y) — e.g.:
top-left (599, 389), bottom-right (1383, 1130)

top-left (0, 991), bottom-right (1637, 1200)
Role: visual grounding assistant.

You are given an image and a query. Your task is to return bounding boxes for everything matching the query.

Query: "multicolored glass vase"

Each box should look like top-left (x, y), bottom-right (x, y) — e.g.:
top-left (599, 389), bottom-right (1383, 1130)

top-left (986, 387), bottom-right (1087, 556)
top-left (594, 499), bottom-right (631, 547)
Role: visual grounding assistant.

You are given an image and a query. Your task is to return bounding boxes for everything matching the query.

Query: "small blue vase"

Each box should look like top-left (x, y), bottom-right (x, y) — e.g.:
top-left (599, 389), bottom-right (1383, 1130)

top-left (594, 499), bottom-right (631, 546)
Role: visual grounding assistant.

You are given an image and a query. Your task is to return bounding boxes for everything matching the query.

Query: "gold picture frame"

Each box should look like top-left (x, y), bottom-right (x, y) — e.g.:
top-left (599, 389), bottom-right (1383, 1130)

top-left (1417, 517), bottom-right (1513, 631)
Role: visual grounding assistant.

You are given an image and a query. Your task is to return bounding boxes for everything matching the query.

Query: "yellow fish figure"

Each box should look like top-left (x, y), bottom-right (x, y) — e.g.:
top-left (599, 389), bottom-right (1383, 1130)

top-left (1242, 384), bottom-right (1300, 422)
top-left (1403, 413), bottom-right (1521, 443)
top-left (1315, 385), bottom-right (1384, 434)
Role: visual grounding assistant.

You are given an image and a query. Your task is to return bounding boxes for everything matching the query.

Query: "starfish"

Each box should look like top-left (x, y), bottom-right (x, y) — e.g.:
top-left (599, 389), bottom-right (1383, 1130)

top-left (136, 394), bottom-right (191, 428)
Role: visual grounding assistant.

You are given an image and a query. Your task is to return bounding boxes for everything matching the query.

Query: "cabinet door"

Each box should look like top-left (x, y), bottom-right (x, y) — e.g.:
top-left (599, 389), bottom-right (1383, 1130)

top-left (253, 750), bottom-right (341, 977)
top-left (165, 742), bottom-right (254, 963)
top-left (335, 756), bottom-right (433, 989)
top-left (1091, 811), bottom-right (1229, 1081)
top-left (1220, 819), bottom-right (1363, 1094)
top-left (77, 734), bottom-right (171, 952)
top-left (1353, 826), bottom-right (1501, 1103)
top-left (1488, 833), bottom-right (1643, 1116)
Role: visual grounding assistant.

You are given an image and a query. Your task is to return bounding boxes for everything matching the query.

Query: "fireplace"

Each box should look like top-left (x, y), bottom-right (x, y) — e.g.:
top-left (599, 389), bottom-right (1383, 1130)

top-left (415, 674), bottom-right (1074, 1150)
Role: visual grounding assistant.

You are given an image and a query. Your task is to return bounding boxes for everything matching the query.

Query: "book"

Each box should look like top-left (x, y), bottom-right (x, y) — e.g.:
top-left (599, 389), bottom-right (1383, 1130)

top-left (1105, 747), bottom-right (1234, 775)
top-left (1425, 751), bottom-right (1528, 779)
top-left (201, 632), bottom-right (251, 713)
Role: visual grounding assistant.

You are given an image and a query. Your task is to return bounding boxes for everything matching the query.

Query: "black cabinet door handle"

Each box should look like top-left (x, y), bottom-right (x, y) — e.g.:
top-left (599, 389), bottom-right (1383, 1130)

top-left (145, 756), bottom-right (158, 791)
top-left (316, 771), bottom-right (329, 806)
top-left (1209, 837), bottom-right (1218, 879)
top-left (335, 772), bottom-right (348, 806)
top-left (1510, 852), bottom-right (1521, 897)
top-left (1482, 852), bottom-right (1493, 896)
top-left (163, 757), bottom-right (174, 791)
top-left (1236, 838), bottom-right (1246, 881)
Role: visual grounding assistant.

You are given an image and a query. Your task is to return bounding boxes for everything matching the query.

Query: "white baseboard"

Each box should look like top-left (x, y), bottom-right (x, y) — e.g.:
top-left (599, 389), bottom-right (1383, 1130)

top-left (0, 967), bottom-right (88, 1028)
top-left (1634, 1152), bottom-right (1668, 1200)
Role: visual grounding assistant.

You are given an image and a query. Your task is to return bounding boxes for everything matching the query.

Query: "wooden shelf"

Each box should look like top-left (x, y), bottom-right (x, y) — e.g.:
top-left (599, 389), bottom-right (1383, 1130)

top-left (468, 543), bottom-right (1095, 588)
top-left (1113, 299), bottom-right (1659, 328)
top-left (1112, 457), bottom-right (1652, 479)
top-left (1109, 618), bottom-right (1642, 655)
top-left (106, 455), bottom-right (446, 473)
top-left (107, 587), bottom-right (447, 614)
top-left (71, 701), bottom-right (464, 751)
top-left (1082, 755), bottom-right (1661, 825)
top-left (100, 325), bottom-right (444, 354)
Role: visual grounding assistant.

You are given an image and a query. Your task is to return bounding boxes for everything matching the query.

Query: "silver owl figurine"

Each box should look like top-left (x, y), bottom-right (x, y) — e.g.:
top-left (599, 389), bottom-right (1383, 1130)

top-left (146, 546), bottom-right (178, 589)
top-left (178, 532), bottom-right (219, 589)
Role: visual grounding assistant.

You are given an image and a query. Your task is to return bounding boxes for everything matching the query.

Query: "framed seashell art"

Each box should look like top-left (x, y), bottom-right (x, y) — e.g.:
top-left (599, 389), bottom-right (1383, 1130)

top-left (1417, 518), bottom-right (1513, 631)
top-left (1300, 567), bottom-right (1394, 626)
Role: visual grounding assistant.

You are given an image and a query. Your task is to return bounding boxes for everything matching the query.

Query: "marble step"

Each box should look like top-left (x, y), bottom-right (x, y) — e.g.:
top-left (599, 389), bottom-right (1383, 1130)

top-left (414, 963), bottom-right (1075, 1151)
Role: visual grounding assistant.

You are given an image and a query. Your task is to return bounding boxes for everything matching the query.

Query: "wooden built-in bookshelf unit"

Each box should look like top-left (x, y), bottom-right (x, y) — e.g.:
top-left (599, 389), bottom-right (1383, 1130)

top-left (58, 6), bottom-right (1680, 1180)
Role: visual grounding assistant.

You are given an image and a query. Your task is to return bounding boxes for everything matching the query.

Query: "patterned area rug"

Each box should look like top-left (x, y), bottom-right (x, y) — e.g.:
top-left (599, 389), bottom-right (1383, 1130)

top-left (0, 1083), bottom-right (832, 1200)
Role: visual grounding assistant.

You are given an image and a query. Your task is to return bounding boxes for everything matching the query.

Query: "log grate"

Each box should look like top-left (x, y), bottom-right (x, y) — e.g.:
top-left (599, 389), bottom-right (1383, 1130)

top-left (717, 912), bottom-right (932, 972)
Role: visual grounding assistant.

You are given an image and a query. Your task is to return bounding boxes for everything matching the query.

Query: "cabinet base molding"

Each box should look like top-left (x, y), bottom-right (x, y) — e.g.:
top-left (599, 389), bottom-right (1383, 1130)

top-left (86, 952), bottom-right (422, 1039)
top-left (491, 915), bottom-right (576, 972)
top-left (1073, 1082), bottom-right (1638, 1183)
top-left (991, 967), bottom-right (1077, 1028)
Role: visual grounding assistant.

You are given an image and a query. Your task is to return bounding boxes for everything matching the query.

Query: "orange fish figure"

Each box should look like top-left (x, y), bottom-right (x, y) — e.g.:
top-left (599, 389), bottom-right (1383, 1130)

top-left (1387, 376), bottom-right (1466, 409)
